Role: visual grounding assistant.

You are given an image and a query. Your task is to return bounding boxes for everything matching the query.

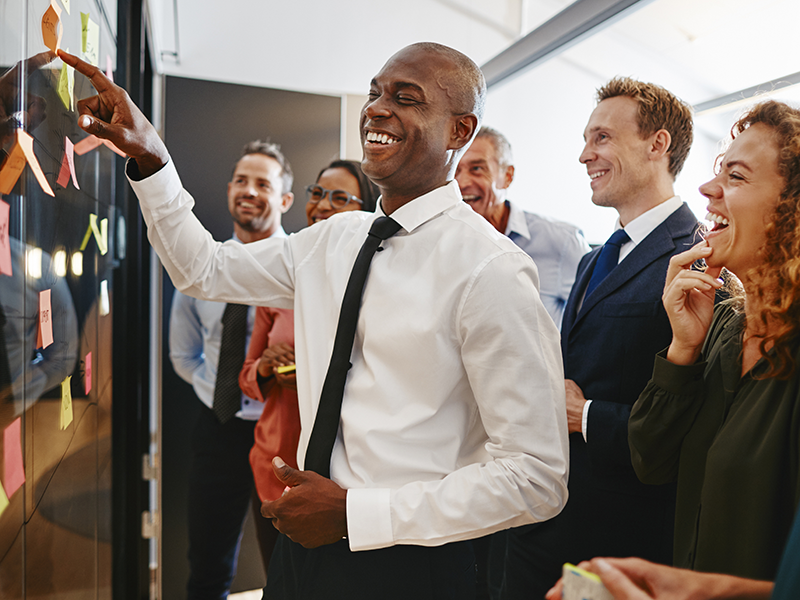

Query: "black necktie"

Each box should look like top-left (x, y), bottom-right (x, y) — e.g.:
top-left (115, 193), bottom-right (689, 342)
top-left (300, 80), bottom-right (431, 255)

top-left (212, 303), bottom-right (249, 424)
top-left (584, 228), bottom-right (630, 298)
top-left (304, 216), bottom-right (402, 477)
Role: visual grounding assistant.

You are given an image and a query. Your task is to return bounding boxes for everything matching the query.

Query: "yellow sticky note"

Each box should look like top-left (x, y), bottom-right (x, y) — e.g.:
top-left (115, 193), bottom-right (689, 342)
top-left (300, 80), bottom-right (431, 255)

top-left (80, 214), bottom-right (108, 254)
top-left (0, 481), bottom-right (9, 517)
top-left (42, 1), bottom-right (63, 53)
top-left (60, 376), bottom-right (73, 430)
top-left (60, 0), bottom-right (70, 15)
top-left (81, 13), bottom-right (99, 66)
top-left (57, 60), bottom-right (75, 111)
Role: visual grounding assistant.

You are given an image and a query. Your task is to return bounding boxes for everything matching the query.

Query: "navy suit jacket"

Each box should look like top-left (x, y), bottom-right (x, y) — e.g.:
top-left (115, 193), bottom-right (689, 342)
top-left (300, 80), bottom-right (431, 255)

top-left (502, 203), bottom-right (700, 600)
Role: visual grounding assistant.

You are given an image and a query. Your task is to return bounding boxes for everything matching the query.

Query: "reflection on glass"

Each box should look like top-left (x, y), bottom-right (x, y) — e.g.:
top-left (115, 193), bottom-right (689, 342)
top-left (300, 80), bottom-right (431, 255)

top-left (26, 246), bottom-right (41, 278)
top-left (71, 251), bottom-right (83, 276)
top-left (53, 249), bottom-right (66, 277)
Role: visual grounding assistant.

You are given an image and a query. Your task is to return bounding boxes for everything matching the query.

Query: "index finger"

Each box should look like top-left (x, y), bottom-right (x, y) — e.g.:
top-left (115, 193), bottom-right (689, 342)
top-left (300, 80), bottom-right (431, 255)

top-left (24, 51), bottom-right (56, 75)
top-left (57, 49), bottom-right (114, 93)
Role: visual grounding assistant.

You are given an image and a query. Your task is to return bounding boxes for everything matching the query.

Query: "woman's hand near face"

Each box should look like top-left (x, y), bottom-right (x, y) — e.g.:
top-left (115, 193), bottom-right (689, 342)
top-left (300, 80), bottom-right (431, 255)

top-left (257, 342), bottom-right (297, 390)
top-left (662, 240), bottom-right (723, 365)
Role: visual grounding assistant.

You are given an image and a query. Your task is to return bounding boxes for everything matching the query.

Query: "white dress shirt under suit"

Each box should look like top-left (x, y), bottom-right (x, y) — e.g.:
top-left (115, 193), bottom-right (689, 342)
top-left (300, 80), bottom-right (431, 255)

top-left (131, 159), bottom-right (569, 553)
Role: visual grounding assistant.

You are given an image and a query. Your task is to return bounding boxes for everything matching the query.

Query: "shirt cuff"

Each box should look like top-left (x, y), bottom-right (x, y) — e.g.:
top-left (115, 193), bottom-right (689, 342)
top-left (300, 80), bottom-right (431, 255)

top-left (127, 157), bottom-right (183, 213)
top-left (652, 348), bottom-right (706, 395)
top-left (581, 399), bottom-right (592, 442)
top-left (345, 487), bottom-right (393, 552)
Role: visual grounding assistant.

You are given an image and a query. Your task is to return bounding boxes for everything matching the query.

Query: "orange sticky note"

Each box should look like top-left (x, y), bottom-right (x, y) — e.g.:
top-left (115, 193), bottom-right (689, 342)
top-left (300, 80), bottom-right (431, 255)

top-left (56, 138), bottom-right (80, 189)
top-left (85, 352), bottom-right (92, 394)
top-left (0, 200), bottom-right (10, 277)
top-left (0, 141), bottom-right (26, 195)
top-left (103, 139), bottom-right (126, 157)
top-left (0, 481), bottom-right (9, 517)
top-left (39, 289), bottom-right (53, 349)
top-left (41, 1), bottom-right (63, 53)
top-left (4, 418), bottom-right (25, 497)
top-left (60, 376), bottom-right (73, 430)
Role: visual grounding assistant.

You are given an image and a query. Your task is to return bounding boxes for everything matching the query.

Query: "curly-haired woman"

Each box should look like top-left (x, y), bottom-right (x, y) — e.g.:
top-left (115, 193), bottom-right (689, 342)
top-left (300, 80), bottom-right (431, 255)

top-left (629, 100), bottom-right (800, 583)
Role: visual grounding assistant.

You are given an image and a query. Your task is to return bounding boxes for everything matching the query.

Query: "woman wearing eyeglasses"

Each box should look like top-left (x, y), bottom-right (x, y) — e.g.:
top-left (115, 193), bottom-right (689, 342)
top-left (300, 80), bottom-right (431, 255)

top-left (238, 159), bottom-right (379, 570)
top-left (305, 159), bottom-right (379, 225)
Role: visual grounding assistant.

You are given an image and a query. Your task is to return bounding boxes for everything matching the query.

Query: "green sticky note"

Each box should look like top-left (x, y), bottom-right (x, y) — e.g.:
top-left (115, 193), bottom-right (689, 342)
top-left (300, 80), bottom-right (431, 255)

top-left (57, 60), bottom-right (74, 110)
top-left (81, 13), bottom-right (99, 66)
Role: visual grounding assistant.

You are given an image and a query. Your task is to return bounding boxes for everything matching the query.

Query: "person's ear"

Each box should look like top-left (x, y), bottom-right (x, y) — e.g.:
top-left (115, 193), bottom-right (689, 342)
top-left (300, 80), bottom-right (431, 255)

top-left (499, 165), bottom-right (515, 190)
top-left (280, 192), bottom-right (294, 213)
top-left (649, 129), bottom-right (672, 163)
top-left (450, 113), bottom-right (479, 151)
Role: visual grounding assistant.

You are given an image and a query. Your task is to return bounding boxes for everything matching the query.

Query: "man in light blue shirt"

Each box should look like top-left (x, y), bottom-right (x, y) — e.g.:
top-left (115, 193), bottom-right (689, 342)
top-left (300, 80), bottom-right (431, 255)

top-left (456, 126), bottom-right (590, 329)
top-left (169, 140), bottom-right (293, 600)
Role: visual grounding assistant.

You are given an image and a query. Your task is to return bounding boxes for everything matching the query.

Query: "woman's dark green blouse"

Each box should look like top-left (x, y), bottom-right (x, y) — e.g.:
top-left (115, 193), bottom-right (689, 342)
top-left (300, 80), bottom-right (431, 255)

top-left (629, 301), bottom-right (800, 581)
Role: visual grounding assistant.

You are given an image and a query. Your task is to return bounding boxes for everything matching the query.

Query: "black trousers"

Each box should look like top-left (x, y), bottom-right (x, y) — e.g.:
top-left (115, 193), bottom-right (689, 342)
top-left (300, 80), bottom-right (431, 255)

top-left (264, 534), bottom-right (476, 600)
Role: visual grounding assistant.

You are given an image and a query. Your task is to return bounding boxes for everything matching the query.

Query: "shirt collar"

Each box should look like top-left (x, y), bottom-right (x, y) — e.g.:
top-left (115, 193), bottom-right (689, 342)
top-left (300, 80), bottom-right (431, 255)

top-left (375, 180), bottom-right (462, 234)
top-left (617, 196), bottom-right (682, 245)
top-left (232, 226), bottom-right (287, 244)
top-left (505, 200), bottom-right (530, 240)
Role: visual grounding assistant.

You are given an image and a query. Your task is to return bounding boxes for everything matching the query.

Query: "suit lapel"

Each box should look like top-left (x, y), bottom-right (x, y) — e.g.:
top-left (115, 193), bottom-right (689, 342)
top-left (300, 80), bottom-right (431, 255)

top-left (570, 204), bottom-right (699, 329)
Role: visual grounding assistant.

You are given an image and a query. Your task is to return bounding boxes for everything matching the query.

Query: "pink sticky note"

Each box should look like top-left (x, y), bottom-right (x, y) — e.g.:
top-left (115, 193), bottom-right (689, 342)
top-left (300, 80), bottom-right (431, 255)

top-left (4, 418), bottom-right (25, 497)
top-left (39, 290), bottom-right (53, 349)
top-left (73, 135), bottom-right (103, 155)
top-left (105, 55), bottom-right (113, 81)
top-left (85, 352), bottom-right (92, 394)
top-left (0, 200), bottom-right (10, 277)
top-left (56, 138), bottom-right (80, 189)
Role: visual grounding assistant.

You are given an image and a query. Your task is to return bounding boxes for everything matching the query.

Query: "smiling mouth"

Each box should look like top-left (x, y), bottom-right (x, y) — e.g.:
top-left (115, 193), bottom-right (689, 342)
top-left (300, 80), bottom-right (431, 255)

top-left (365, 131), bottom-right (400, 146)
top-left (462, 194), bottom-right (480, 203)
top-left (589, 170), bottom-right (608, 182)
top-left (706, 211), bottom-right (730, 232)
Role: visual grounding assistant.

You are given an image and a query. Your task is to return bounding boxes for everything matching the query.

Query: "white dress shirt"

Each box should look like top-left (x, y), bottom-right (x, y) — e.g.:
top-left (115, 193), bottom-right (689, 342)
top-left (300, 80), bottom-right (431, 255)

top-left (131, 159), bottom-right (569, 552)
top-left (581, 196), bottom-right (683, 439)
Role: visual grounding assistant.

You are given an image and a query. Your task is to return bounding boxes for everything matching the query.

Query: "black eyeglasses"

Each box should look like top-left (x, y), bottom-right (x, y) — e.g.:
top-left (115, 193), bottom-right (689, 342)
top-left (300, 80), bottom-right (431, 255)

top-left (305, 185), bottom-right (363, 209)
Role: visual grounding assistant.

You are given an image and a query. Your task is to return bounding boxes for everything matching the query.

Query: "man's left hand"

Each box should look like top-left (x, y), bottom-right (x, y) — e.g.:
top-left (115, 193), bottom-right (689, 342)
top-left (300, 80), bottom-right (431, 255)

top-left (565, 379), bottom-right (587, 435)
top-left (261, 456), bottom-right (348, 548)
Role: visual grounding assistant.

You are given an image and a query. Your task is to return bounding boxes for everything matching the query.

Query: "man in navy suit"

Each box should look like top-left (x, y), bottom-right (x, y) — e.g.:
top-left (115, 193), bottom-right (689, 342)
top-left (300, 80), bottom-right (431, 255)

top-left (501, 77), bottom-right (700, 600)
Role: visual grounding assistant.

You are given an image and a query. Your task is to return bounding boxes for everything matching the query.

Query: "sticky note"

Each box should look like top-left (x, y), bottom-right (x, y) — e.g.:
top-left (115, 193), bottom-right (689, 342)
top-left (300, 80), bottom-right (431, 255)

top-left (73, 134), bottom-right (125, 158)
top-left (0, 140), bottom-right (26, 195)
top-left (38, 289), bottom-right (53, 349)
top-left (105, 55), bottom-right (113, 81)
top-left (4, 418), bottom-right (25, 497)
top-left (57, 58), bottom-right (74, 111)
top-left (60, 0), bottom-right (70, 14)
top-left (100, 279), bottom-right (109, 316)
top-left (60, 376), bottom-right (73, 430)
top-left (85, 352), bottom-right (92, 394)
top-left (81, 13), bottom-right (99, 66)
top-left (0, 482), bottom-right (8, 517)
top-left (41, 1), bottom-right (62, 53)
top-left (56, 137), bottom-right (80, 189)
top-left (0, 200), bottom-right (10, 277)
top-left (80, 213), bottom-right (108, 254)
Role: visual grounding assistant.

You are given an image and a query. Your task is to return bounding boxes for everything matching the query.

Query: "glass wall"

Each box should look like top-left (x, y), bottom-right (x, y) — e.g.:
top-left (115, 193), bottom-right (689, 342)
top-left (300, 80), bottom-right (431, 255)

top-left (0, 0), bottom-right (123, 597)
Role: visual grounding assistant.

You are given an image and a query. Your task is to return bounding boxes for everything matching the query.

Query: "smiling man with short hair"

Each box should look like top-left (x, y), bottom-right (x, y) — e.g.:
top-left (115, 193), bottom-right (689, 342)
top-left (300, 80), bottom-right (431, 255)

top-left (61, 43), bottom-right (569, 599)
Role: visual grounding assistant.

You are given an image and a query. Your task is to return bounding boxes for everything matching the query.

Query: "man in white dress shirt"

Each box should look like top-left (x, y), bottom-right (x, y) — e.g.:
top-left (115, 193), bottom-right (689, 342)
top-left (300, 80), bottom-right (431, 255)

top-left (60, 43), bottom-right (569, 599)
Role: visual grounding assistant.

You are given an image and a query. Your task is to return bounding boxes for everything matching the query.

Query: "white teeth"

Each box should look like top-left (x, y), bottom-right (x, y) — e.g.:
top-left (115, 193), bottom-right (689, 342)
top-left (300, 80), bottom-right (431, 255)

top-left (589, 171), bottom-right (607, 180)
top-left (705, 211), bottom-right (729, 226)
top-left (366, 131), bottom-right (398, 145)
top-left (462, 195), bottom-right (479, 201)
